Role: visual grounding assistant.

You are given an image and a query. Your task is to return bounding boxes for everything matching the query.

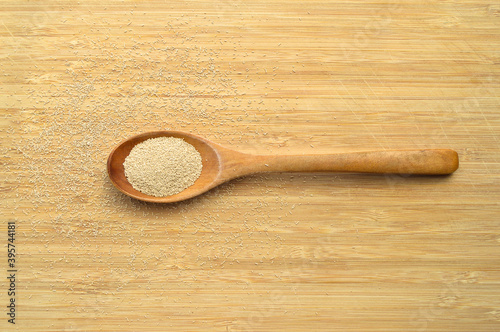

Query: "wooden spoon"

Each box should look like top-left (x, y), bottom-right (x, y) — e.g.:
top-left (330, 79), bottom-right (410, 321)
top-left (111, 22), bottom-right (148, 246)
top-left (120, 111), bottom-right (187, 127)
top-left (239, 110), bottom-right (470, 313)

top-left (107, 131), bottom-right (459, 203)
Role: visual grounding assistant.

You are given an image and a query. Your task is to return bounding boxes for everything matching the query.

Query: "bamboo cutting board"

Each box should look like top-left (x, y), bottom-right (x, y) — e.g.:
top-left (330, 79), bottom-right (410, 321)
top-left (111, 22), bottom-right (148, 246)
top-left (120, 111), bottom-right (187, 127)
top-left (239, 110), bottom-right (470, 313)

top-left (1, 1), bottom-right (500, 331)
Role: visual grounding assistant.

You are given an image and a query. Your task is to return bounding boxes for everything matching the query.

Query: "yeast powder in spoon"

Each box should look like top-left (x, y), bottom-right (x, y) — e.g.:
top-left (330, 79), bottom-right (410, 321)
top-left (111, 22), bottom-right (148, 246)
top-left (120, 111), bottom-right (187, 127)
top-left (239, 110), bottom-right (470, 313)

top-left (123, 137), bottom-right (202, 197)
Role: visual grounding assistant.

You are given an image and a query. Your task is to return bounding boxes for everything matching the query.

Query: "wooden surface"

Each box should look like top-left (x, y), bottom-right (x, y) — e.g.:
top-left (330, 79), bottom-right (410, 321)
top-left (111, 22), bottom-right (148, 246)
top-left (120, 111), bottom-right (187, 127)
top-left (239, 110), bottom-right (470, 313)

top-left (1, 1), bottom-right (499, 331)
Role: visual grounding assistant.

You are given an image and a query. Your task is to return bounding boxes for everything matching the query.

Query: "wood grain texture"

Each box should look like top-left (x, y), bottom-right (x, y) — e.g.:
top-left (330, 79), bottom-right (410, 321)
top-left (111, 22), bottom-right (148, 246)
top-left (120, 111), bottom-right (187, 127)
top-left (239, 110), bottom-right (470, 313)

top-left (1, 0), bottom-right (499, 331)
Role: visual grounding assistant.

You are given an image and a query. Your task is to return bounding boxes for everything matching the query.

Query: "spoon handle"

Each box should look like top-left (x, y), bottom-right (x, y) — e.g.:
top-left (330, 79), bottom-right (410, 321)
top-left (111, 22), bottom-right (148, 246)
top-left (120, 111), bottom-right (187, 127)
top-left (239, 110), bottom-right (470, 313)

top-left (247, 149), bottom-right (458, 175)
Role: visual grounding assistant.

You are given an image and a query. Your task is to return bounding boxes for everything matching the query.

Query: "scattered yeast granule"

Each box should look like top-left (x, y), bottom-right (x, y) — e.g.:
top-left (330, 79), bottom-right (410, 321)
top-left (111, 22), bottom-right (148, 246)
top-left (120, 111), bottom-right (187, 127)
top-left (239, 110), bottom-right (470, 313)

top-left (123, 137), bottom-right (202, 197)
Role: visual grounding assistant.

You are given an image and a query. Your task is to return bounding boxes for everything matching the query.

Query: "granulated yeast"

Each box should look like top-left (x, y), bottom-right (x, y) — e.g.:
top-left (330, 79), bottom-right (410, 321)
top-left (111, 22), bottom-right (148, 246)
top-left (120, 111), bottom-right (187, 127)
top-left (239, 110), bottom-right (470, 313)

top-left (123, 137), bottom-right (202, 197)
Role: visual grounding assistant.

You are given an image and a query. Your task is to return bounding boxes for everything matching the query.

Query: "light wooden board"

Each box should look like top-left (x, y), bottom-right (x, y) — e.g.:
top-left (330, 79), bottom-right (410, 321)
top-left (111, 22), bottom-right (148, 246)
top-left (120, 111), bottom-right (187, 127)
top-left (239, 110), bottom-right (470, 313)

top-left (1, 1), bottom-right (500, 331)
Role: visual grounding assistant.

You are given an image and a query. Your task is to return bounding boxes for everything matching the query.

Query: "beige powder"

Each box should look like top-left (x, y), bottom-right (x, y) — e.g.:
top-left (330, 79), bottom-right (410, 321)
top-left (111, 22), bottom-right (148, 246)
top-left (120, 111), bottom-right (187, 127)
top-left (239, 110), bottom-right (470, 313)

top-left (123, 137), bottom-right (202, 197)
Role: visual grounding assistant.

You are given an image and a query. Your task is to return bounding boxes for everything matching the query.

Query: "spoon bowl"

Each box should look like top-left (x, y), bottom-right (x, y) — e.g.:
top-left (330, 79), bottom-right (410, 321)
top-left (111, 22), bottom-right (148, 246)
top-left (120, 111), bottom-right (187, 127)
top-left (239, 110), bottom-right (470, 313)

top-left (107, 131), bottom-right (459, 203)
top-left (107, 131), bottom-right (224, 203)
